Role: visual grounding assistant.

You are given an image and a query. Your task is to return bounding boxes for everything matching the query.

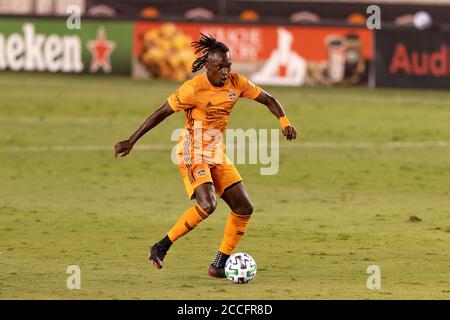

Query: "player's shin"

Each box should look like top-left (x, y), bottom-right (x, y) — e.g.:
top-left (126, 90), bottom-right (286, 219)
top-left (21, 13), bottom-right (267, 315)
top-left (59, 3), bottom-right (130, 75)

top-left (218, 212), bottom-right (252, 256)
top-left (167, 205), bottom-right (210, 242)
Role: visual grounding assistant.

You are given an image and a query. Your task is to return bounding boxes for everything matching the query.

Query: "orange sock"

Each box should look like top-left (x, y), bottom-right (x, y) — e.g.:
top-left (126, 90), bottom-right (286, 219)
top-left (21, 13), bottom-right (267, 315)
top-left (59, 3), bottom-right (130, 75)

top-left (219, 212), bottom-right (251, 255)
top-left (167, 205), bottom-right (209, 242)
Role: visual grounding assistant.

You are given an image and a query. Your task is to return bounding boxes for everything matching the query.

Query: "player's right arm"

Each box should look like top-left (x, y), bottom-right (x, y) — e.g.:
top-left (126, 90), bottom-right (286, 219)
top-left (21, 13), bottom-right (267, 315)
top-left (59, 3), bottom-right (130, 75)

top-left (115, 80), bottom-right (195, 158)
top-left (114, 101), bottom-right (174, 158)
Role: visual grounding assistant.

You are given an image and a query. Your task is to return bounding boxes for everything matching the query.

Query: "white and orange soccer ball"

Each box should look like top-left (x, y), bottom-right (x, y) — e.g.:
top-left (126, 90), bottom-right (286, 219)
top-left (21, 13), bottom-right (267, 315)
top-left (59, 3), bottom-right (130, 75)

top-left (225, 253), bottom-right (257, 284)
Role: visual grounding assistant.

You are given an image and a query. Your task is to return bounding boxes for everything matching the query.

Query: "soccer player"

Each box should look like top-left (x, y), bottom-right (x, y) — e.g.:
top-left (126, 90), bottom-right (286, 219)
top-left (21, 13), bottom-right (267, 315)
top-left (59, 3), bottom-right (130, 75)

top-left (114, 34), bottom-right (297, 278)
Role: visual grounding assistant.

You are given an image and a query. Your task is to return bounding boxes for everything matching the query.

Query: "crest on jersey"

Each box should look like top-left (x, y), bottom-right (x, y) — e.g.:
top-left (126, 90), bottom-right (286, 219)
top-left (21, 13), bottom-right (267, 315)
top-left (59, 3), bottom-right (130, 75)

top-left (228, 91), bottom-right (237, 101)
top-left (196, 169), bottom-right (207, 177)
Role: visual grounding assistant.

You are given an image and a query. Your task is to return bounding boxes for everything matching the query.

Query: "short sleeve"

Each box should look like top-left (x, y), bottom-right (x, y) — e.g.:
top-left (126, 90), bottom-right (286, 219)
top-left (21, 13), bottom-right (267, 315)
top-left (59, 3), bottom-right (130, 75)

top-left (239, 74), bottom-right (262, 99)
top-left (167, 81), bottom-right (195, 112)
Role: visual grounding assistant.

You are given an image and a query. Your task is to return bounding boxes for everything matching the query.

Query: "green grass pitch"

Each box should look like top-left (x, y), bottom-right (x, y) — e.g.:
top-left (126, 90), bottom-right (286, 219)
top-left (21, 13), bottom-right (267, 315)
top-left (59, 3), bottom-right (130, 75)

top-left (1, 72), bottom-right (450, 299)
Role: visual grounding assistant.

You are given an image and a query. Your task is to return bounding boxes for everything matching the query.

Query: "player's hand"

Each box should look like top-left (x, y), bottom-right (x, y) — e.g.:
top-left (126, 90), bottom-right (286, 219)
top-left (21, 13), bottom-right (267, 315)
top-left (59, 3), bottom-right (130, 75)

top-left (114, 140), bottom-right (134, 158)
top-left (282, 125), bottom-right (297, 141)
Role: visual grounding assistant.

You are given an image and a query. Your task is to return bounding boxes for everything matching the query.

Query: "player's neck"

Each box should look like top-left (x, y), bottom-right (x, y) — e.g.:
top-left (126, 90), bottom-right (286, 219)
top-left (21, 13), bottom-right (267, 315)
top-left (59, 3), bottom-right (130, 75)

top-left (205, 73), bottom-right (225, 88)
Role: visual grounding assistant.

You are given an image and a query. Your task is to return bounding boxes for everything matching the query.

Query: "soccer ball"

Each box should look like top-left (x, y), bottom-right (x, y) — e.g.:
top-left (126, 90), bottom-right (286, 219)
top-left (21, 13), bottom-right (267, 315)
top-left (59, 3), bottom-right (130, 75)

top-left (225, 252), bottom-right (257, 284)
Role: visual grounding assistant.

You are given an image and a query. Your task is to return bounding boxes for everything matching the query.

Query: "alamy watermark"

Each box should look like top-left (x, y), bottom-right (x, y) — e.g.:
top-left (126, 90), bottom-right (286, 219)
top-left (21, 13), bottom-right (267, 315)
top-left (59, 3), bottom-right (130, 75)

top-left (170, 121), bottom-right (280, 175)
top-left (66, 5), bottom-right (81, 30)
top-left (66, 265), bottom-right (81, 289)
top-left (366, 265), bottom-right (381, 290)
top-left (366, 5), bottom-right (381, 30)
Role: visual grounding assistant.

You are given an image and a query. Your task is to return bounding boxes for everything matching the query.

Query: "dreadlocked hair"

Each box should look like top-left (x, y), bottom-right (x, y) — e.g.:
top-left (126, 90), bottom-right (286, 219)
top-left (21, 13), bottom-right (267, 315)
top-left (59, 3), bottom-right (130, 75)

top-left (191, 33), bottom-right (229, 73)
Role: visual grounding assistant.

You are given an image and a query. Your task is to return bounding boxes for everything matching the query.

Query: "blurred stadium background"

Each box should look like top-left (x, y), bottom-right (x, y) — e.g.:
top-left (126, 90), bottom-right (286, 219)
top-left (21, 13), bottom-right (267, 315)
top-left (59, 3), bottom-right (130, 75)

top-left (1, 0), bottom-right (450, 299)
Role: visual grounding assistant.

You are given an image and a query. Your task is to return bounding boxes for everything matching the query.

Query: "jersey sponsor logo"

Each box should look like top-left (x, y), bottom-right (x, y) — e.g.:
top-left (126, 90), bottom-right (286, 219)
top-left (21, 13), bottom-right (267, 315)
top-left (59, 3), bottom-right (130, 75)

top-left (206, 108), bottom-right (230, 120)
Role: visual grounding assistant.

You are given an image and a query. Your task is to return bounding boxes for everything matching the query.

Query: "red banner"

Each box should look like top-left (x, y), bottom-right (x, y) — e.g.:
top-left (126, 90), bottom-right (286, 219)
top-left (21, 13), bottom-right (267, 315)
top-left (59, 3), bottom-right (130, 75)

top-left (133, 22), bottom-right (373, 86)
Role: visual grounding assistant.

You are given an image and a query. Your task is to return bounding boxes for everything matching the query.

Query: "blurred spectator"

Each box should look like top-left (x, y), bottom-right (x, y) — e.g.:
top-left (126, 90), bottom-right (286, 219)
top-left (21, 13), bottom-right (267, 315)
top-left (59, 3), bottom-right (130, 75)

top-left (346, 12), bottom-right (366, 26)
top-left (289, 11), bottom-right (320, 24)
top-left (240, 9), bottom-right (260, 22)
top-left (87, 4), bottom-right (117, 17)
top-left (140, 6), bottom-right (160, 19)
top-left (184, 7), bottom-right (214, 21)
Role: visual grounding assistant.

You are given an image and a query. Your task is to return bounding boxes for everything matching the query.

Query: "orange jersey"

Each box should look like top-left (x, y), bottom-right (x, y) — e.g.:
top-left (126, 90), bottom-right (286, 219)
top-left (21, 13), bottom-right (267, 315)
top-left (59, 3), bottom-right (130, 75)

top-left (167, 72), bottom-right (262, 164)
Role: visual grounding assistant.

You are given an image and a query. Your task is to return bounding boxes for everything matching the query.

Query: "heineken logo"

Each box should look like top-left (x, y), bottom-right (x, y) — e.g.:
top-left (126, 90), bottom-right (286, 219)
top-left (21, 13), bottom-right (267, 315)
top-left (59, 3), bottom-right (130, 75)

top-left (0, 23), bottom-right (83, 73)
top-left (0, 23), bottom-right (116, 73)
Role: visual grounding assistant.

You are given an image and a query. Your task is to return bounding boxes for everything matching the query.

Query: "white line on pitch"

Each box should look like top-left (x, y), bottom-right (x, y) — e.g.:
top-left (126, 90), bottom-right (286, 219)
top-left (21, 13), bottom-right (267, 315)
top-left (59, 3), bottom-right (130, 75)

top-left (1, 141), bottom-right (450, 153)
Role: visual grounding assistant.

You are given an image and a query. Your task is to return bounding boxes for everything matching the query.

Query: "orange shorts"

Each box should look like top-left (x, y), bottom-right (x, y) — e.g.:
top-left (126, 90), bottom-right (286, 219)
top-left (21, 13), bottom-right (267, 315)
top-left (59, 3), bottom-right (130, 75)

top-left (178, 155), bottom-right (242, 199)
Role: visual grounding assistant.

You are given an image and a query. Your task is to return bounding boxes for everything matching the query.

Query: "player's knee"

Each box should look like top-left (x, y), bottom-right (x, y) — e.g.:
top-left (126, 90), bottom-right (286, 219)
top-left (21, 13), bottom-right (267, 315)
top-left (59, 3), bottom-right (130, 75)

top-left (234, 201), bottom-right (254, 216)
top-left (198, 197), bottom-right (217, 215)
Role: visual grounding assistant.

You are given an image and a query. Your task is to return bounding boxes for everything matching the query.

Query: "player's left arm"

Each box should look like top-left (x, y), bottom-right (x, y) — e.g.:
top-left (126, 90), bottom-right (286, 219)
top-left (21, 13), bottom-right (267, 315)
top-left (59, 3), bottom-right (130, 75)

top-left (254, 90), bottom-right (297, 141)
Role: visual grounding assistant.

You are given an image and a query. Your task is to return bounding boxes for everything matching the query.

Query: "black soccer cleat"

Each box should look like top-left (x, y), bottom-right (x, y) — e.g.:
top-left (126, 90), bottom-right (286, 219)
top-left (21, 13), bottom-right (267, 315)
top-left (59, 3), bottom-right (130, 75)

top-left (208, 264), bottom-right (226, 278)
top-left (148, 243), bottom-right (167, 269)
